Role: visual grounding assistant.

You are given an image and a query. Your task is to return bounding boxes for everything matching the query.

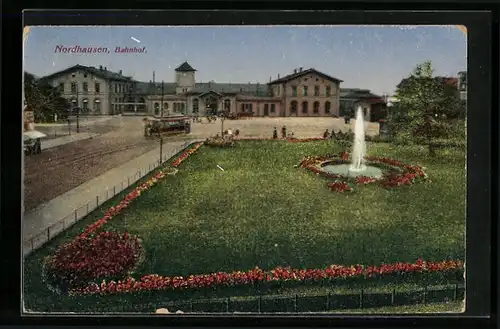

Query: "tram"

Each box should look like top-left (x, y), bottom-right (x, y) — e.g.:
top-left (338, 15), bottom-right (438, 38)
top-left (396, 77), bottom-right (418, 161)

top-left (143, 115), bottom-right (191, 137)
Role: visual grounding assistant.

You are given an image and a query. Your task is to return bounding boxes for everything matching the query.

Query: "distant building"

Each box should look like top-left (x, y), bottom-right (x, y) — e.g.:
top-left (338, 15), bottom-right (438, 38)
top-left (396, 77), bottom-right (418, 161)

top-left (457, 71), bottom-right (467, 101)
top-left (38, 62), bottom-right (386, 121)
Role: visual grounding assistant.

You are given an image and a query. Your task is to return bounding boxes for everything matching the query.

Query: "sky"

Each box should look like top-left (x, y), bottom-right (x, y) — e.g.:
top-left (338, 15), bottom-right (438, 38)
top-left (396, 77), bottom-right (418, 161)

top-left (23, 26), bottom-right (466, 95)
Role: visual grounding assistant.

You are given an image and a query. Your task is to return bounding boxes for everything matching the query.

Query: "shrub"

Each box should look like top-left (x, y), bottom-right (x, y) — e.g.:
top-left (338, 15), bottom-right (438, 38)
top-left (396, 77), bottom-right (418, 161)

top-left (205, 135), bottom-right (235, 148)
top-left (44, 231), bottom-right (143, 288)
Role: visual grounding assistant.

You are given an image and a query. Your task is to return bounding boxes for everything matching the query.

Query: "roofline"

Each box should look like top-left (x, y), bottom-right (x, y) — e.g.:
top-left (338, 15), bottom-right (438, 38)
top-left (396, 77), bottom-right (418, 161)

top-left (267, 68), bottom-right (343, 85)
top-left (39, 64), bottom-right (132, 82)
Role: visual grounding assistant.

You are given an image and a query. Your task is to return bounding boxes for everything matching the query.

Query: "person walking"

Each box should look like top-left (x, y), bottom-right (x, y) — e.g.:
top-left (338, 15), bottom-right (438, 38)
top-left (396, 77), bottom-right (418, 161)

top-left (273, 127), bottom-right (278, 139)
top-left (281, 125), bottom-right (287, 139)
top-left (323, 129), bottom-right (329, 139)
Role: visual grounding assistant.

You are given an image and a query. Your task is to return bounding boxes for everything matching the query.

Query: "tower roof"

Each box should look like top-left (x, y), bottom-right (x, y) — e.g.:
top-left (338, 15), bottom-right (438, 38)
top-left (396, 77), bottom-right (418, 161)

top-left (175, 62), bottom-right (196, 72)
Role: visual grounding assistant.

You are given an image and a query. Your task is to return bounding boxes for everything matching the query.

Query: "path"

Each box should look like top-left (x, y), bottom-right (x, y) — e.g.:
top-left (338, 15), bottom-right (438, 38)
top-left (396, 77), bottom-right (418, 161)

top-left (41, 133), bottom-right (100, 150)
top-left (23, 138), bottom-right (200, 256)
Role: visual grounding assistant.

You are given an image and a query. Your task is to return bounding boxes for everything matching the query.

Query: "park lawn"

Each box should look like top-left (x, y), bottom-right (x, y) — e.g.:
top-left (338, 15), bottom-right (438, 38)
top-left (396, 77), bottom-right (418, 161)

top-left (23, 140), bottom-right (466, 312)
top-left (332, 301), bottom-right (464, 314)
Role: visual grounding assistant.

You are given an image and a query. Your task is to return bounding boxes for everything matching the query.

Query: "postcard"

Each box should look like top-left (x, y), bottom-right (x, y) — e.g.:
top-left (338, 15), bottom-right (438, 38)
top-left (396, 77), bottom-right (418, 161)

top-left (22, 25), bottom-right (466, 314)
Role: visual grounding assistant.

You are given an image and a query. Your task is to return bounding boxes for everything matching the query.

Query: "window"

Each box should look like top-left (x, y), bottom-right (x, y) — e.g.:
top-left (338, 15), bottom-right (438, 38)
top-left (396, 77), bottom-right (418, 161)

top-left (314, 85), bottom-right (320, 96)
top-left (292, 86), bottom-right (297, 97)
top-left (59, 83), bottom-right (65, 92)
top-left (83, 82), bottom-right (88, 93)
top-left (264, 104), bottom-right (269, 113)
top-left (290, 101), bottom-right (298, 113)
top-left (325, 101), bottom-right (331, 113)
top-left (115, 84), bottom-right (118, 93)
top-left (183, 88), bottom-right (187, 93)
top-left (94, 99), bottom-right (101, 112)
top-left (303, 86), bottom-right (308, 96)
top-left (270, 104), bottom-right (276, 113)
top-left (95, 82), bottom-right (100, 93)
top-left (313, 101), bottom-right (320, 114)
top-left (249, 104), bottom-right (253, 112)
top-left (84, 73), bottom-right (88, 78)
top-left (71, 73), bottom-right (76, 78)
top-left (154, 102), bottom-right (160, 115)
top-left (224, 99), bottom-right (231, 111)
top-left (82, 99), bottom-right (88, 111)
top-left (302, 101), bottom-right (308, 114)
top-left (241, 104), bottom-right (245, 112)
top-left (181, 103), bottom-right (186, 112)
top-left (193, 99), bottom-right (199, 113)
top-left (326, 86), bottom-right (331, 96)
top-left (71, 82), bottom-right (77, 93)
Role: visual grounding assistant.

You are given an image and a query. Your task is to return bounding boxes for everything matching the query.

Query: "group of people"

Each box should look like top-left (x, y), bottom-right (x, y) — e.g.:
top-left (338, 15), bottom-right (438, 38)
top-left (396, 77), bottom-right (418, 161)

top-left (272, 126), bottom-right (295, 139)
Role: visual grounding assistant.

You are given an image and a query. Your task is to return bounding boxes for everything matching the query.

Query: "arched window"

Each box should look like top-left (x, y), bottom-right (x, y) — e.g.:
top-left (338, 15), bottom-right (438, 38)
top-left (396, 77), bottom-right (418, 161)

top-left (313, 101), bottom-right (320, 114)
top-left (82, 99), bottom-right (88, 112)
top-left (302, 101), bottom-right (308, 114)
top-left (164, 103), bottom-right (169, 110)
top-left (94, 99), bottom-right (101, 113)
top-left (325, 101), bottom-right (331, 114)
top-left (290, 100), bottom-right (298, 113)
top-left (193, 98), bottom-right (199, 113)
top-left (224, 99), bottom-right (231, 111)
top-left (154, 102), bottom-right (160, 115)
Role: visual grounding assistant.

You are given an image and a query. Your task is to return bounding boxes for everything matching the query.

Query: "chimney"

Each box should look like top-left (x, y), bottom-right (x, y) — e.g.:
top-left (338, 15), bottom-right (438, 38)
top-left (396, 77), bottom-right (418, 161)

top-left (119, 70), bottom-right (122, 75)
top-left (294, 69), bottom-right (297, 74)
top-left (269, 76), bottom-right (272, 82)
top-left (104, 67), bottom-right (107, 71)
top-left (278, 74), bottom-right (280, 79)
top-left (299, 67), bottom-right (303, 72)
top-left (153, 71), bottom-right (155, 83)
top-left (99, 65), bottom-right (103, 70)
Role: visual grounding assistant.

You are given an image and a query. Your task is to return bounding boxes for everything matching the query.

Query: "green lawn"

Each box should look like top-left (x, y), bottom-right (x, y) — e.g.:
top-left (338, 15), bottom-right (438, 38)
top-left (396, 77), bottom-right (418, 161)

top-left (333, 301), bottom-right (464, 314)
top-left (23, 140), bottom-right (466, 312)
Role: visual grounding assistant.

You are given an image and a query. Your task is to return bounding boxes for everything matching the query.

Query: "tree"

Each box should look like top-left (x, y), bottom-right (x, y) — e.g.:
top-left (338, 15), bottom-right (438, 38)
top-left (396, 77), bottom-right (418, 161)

top-left (24, 72), bottom-right (70, 122)
top-left (390, 61), bottom-right (463, 155)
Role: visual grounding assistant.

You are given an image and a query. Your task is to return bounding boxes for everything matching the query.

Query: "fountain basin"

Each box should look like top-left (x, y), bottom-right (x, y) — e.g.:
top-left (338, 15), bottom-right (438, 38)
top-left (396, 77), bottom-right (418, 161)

top-left (321, 163), bottom-right (383, 179)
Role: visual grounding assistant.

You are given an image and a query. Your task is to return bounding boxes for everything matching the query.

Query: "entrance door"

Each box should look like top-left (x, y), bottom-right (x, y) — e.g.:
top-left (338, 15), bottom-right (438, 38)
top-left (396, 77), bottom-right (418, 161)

top-left (264, 104), bottom-right (269, 116)
top-left (206, 96), bottom-right (218, 115)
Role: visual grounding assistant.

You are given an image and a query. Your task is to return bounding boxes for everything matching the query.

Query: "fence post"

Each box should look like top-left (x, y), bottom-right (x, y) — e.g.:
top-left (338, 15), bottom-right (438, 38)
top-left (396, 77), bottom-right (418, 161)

top-left (294, 294), bottom-right (298, 312)
top-left (258, 294), bottom-right (262, 313)
top-left (113, 186), bottom-right (116, 196)
top-left (453, 283), bottom-right (459, 301)
top-left (326, 292), bottom-right (331, 310)
top-left (391, 289), bottom-right (396, 305)
top-left (62, 217), bottom-right (65, 230)
top-left (190, 301), bottom-right (193, 312)
top-left (96, 195), bottom-right (99, 207)
top-left (74, 209), bottom-right (78, 222)
top-left (226, 297), bottom-right (230, 313)
top-left (106, 189), bottom-right (109, 200)
top-left (359, 288), bottom-right (364, 309)
top-left (128, 177), bottom-right (130, 186)
top-left (47, 227), bottom-right (50, 240)
top-left (30, 238), bottom-right (34, 251)
top-left (423, 285), bottom-right (428, 304)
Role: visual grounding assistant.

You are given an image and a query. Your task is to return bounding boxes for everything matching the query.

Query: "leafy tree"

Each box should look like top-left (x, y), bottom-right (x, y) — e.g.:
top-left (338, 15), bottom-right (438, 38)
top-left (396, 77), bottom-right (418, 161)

top-left (389, 61), bottom-right (464, 155)
top-left (24, 72), bottom-right (70, 122)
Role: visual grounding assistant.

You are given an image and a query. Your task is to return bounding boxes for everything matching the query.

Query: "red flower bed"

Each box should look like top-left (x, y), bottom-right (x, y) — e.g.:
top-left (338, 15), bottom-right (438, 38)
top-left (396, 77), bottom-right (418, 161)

top-left (235, 137), bottom-right (326, 142)
top-left (298, 153), bottom-right (427, 192)
top-left (327, 181), bottom-right (353, 192)
top-left (45, 231), bottom-right (142, 287)
top-left (70, 259), bottom-right (463, 296)
top-left (172, 142), bottom-right (203, 167)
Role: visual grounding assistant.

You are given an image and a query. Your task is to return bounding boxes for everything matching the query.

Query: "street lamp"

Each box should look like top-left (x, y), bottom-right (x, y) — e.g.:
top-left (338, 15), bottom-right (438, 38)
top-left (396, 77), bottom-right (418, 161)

top-left (159, 80), bottom-right (164, 164)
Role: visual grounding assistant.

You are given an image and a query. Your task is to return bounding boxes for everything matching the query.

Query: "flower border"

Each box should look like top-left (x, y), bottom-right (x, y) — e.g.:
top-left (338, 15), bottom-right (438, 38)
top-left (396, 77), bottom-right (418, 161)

top-left (298, 152), bottom-right (428, 192)
top-left (70, 259), bottom-right (463, 296)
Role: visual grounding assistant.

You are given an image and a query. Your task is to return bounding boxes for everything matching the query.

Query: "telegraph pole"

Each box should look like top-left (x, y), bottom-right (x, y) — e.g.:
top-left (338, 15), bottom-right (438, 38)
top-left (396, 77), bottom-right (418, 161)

top-left (76, 87), bottom-right (80, 133)
top-left (159, 80), bottom-right (164, 164)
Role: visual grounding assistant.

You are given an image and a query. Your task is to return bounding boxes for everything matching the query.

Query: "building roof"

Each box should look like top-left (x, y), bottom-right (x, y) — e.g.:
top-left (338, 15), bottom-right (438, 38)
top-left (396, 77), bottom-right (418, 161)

top-left (268, 68), bottom-right (343, 85)
top-left (175, 62), bottom-right (196, 72)
top-left (39, 64), bottom-right (132, 82)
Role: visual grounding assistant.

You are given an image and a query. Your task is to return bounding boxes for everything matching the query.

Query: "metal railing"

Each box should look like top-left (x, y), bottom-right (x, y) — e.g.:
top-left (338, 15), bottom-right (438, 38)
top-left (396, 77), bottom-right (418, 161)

top-left (23, 140), bottom-right (203, 257)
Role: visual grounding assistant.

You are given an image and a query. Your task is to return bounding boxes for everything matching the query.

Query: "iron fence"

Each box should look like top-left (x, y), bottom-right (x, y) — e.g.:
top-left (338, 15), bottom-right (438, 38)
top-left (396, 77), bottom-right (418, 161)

top-left (81, 283), bottom-right (465, 314)
top-left (23, 140), bottom-right (203, 257)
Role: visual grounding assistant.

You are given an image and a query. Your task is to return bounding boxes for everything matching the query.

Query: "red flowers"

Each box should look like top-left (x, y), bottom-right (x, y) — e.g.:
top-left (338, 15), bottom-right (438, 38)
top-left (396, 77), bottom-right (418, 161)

top-left (171, 143), bottom-right (202, 167)
top-left (355, 176), bottom-right (378, 185)
top-left (327, 181), bottom-right (353, 192)
top-left (70, 259), bottom-right (464, 296)
top-left (45, 231), bottom-right (142, 287)
top-left (235, 137), bottom-right (326, 142)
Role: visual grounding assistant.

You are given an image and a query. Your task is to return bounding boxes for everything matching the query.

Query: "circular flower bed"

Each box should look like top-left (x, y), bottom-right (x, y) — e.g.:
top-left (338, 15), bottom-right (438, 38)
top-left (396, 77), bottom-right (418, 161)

top-left (44, 231), bottom-right (143, 289)
top-left (299, 152), bottom-right (428, 192)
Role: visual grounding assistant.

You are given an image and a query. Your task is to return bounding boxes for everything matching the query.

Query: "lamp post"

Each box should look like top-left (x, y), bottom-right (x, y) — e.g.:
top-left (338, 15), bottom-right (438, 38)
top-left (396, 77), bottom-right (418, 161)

top-left (159, 80), bottom-right (164, 164)
top-left (75, 87), bottom-right (80, 133)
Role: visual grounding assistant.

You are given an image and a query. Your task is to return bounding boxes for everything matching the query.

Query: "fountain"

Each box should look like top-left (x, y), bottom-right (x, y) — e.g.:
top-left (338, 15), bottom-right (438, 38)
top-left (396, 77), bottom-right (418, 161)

top-left (321, 106), bottom-right (383, 179)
